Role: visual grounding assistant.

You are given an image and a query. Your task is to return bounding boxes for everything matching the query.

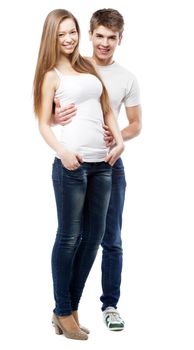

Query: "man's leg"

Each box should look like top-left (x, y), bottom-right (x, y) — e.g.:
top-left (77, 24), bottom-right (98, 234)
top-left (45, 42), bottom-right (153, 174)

top-left (100, 158), bottom-right (126, 330)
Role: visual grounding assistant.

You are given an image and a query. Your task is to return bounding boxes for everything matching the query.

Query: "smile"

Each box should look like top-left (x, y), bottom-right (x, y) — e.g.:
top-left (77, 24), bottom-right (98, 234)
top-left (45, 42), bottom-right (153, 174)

top-left (98, 47), bottom-right (110, 53)
top-left (63, 45), bottom-right (74, 49)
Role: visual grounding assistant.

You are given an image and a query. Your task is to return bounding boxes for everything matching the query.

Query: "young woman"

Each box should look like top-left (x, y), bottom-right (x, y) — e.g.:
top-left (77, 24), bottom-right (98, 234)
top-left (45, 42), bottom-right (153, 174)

top-left (33, 9), bottom-right (124, 341)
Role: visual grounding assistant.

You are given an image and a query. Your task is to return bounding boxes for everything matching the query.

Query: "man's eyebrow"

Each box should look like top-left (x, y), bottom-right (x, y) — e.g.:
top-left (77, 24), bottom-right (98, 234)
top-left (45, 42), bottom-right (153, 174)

top-left (95, 33), bottom-right (117, 39)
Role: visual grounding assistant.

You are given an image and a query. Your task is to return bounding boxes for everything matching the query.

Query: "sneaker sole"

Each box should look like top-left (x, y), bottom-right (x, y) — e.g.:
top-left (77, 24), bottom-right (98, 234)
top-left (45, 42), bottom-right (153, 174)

top-left (108, 327), bottom-right (124, 331)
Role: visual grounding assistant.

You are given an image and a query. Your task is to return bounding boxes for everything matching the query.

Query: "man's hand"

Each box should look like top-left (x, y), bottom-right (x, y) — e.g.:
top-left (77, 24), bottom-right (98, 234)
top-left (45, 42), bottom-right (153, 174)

top-left (103, 124), bottom-right (116, 147)
top-left (54, 99), bottom-right (77, 126)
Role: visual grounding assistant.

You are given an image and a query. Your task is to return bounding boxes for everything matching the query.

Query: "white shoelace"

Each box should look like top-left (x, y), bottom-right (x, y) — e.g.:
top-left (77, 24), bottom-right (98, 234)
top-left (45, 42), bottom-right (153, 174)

top-left (106, 311), bottom-right (124, 324)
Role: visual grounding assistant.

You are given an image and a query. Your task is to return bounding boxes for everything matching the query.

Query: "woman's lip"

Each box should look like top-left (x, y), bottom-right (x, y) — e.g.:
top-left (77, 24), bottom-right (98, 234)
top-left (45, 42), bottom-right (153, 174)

top-left (63, 45), bottom-right (74, 49)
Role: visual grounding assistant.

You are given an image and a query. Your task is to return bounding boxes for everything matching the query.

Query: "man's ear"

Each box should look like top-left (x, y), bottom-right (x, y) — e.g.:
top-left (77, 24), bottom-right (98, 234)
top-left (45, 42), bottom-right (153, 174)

top-left (89, 30), bottom-right (92, 41)
top-left (118, 34), bottom-right (123, 46)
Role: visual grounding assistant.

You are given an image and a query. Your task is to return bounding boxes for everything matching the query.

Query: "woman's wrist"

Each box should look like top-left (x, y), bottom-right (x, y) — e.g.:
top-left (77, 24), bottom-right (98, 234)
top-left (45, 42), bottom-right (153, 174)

top-left (57, 146), bottom-right (68, 159)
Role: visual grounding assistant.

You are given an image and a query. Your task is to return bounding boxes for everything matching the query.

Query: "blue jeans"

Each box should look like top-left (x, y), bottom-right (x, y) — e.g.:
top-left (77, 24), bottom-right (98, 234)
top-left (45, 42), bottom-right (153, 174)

top-left (51, 158), bottom-right (112, 316)
top-left (100, 158), bottom-right (127, 310)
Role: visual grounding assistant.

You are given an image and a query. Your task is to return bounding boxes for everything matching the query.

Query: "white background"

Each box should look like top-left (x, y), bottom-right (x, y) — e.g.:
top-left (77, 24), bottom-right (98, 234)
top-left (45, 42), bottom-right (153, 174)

top-left (0, 0), bottom-right (194, 349)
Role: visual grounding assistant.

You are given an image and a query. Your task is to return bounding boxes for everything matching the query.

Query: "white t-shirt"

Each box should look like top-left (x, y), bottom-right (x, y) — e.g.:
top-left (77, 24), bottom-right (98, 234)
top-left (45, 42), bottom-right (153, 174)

top-left (97, 62), bottom-right (140, 118)
top-left (54, 68), bottom-right (108, 162)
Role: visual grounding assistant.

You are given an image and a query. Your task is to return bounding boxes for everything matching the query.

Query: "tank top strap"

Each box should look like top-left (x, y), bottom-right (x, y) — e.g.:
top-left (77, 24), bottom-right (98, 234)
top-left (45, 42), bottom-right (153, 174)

top-left (54, 67), bottom-right (63, 79)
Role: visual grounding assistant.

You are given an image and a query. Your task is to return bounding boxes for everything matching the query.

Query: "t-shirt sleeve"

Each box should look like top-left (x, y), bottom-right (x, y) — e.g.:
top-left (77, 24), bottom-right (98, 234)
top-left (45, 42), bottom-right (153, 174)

top-left (123, 76), bottom-right (141, 107)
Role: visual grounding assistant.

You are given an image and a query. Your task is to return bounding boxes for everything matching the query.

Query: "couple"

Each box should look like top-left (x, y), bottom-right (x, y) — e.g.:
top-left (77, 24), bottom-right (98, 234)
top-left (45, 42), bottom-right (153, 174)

top-left (33, 8), bottom-right (141, 341)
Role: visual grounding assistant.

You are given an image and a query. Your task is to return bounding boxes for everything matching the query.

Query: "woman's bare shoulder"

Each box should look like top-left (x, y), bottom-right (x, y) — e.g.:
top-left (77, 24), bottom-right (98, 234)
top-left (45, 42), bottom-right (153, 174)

top-left (44, 69), bottom-right (58, 80)
top-left (43, 69), bottom-right (59, 89)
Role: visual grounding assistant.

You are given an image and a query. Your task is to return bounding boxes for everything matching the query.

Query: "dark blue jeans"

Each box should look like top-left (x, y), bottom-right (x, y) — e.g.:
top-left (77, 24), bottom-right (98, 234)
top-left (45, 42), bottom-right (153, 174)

top-left (100, 158), bottom-right (127, 311)
top-left (51, 158), bottom-right (112, 316)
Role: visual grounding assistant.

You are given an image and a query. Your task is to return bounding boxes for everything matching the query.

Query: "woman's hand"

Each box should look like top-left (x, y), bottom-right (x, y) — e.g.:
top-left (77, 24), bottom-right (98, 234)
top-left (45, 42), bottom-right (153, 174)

top-left (59, 149), bottom-right (83, 170)
top-left (105, 144), bottom-right (125, 166)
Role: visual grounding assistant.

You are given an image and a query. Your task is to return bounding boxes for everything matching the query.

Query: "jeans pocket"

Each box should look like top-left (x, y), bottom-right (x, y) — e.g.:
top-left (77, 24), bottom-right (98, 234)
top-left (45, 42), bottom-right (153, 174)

top-left (103, 162), bottom-right (113, 171)
top-left (52, 158), bottom-right (61, 182)
top-left (61, 163), bottom-right (84, 179)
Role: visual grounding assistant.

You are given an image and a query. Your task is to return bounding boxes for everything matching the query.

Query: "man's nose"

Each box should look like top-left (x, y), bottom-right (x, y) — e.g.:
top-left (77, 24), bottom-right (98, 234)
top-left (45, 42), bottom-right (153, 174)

top-left (101, 38), bottom-right (108, 46)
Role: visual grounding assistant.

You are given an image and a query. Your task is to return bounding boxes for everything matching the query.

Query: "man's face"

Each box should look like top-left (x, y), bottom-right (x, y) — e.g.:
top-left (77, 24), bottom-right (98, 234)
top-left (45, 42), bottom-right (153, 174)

top-left (89, 25), bottom-right (122, 65)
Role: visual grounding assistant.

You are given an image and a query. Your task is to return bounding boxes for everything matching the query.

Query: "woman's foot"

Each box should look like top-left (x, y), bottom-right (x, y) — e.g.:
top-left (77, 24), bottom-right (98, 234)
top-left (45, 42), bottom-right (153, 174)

top-left (72, 310), bottom-right (90, 334)
top-left (52, 313), bottom-right (88, 340)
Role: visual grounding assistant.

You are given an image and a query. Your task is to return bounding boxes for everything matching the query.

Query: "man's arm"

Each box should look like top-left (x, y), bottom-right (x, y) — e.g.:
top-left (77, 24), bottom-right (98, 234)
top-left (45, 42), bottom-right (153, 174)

top-left (104, 105), bottom-right (142, 146)
top-left (121, 105), bottom-right (142, 141)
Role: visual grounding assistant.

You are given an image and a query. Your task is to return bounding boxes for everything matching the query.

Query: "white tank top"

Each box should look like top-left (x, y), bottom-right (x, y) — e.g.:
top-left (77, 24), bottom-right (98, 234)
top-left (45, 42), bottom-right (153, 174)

top-left (54, 68), bottom-right (108, 162)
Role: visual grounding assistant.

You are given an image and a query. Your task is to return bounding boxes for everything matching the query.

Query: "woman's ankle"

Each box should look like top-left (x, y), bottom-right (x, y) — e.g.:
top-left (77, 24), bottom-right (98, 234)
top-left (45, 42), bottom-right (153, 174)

top-left (72, 310), bottom-right (79, 325)
top-left (58, 314), bottom-right (80, 332)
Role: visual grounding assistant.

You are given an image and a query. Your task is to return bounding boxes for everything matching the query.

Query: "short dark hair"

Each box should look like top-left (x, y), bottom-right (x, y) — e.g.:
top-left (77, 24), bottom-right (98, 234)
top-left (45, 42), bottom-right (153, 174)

top-left (90, 8), bottom-right (124, 36)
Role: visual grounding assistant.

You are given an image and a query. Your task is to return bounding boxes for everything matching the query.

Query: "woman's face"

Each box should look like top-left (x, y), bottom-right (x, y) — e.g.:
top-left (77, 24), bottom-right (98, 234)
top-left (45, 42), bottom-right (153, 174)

top-left (58, 18), bottom-right (79, 56)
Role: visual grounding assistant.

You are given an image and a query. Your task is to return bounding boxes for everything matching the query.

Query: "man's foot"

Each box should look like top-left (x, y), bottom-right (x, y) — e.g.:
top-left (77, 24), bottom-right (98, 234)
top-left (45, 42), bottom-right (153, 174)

top-left (103, 307), bottom-right (125, 331)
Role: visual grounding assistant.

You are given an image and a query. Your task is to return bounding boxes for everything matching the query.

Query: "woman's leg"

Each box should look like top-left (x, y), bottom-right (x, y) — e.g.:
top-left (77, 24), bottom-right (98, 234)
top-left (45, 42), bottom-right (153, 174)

top-left (51, 158), bottom-right (87, 316)
top-left (70, 162), bottom-right (112, 311)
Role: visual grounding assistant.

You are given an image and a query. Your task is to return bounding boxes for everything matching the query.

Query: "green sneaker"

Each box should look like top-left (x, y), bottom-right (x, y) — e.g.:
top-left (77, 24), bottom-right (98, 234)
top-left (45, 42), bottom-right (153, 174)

top-left (103, 307), bottom-right (125, 331)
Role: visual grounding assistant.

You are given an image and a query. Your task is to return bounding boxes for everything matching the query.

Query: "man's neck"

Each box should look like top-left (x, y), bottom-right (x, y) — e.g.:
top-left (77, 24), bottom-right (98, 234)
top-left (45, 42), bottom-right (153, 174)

top-left (92, 54), bottom-right (115, 66)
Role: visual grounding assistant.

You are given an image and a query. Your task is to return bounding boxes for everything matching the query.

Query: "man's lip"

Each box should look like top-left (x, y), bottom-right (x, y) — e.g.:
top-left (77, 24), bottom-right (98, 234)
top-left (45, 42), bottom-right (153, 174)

top-left (98, 47), bottom-right (109, 53)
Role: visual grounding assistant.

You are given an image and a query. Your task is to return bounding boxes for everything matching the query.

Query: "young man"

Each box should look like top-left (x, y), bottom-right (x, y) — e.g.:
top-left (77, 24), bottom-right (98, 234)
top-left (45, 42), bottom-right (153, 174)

top-left (54, 8), bottom-right (142, 331)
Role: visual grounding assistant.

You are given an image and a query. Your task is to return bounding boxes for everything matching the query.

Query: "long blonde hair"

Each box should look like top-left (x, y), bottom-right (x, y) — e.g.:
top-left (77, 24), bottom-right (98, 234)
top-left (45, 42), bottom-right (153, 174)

top-left (33, 9), bottom-right (111, 117)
